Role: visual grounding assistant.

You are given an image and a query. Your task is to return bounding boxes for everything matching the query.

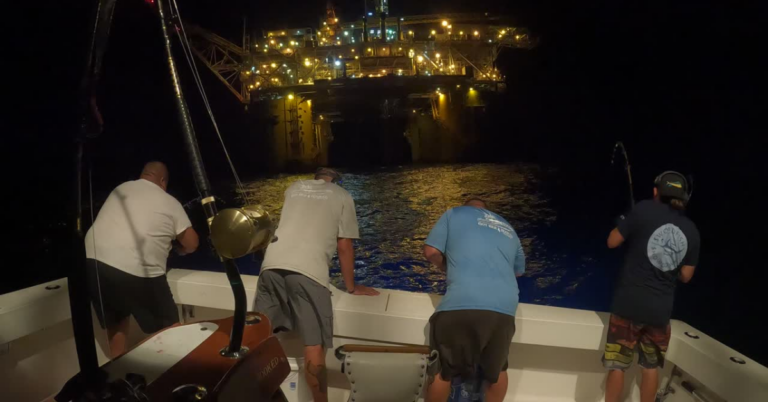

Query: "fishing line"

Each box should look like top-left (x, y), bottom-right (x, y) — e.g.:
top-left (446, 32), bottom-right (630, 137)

top-left (181, 195), bottom-right (203, 210)
top-left (168, 0), bottom-right (252, 205)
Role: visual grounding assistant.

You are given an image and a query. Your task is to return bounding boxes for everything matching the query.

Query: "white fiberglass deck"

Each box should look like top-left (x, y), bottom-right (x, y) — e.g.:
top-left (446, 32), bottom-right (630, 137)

top-left (1, 271), bottom-right (766, 401)
top-left (168, 270), bottom-right (767, 402)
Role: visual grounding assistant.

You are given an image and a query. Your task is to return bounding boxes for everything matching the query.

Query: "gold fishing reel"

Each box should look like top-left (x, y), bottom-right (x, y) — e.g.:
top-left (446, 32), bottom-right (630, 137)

top-left (209, 205), bottom-right (275, 260)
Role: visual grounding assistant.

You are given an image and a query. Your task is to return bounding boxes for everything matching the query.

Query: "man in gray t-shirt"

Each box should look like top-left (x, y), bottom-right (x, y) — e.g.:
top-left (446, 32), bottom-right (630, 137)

top-left (254, 167), bottom-right (378, 402)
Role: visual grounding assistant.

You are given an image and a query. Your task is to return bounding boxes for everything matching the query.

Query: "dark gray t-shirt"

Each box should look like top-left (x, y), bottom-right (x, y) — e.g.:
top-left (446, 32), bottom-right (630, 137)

top-left (611, 200), bottom-right (700, 326)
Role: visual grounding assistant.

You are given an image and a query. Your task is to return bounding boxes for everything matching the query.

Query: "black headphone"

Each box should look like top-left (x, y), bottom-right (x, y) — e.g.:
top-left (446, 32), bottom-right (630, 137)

top-left (654, 171), bottom-right (692, 202)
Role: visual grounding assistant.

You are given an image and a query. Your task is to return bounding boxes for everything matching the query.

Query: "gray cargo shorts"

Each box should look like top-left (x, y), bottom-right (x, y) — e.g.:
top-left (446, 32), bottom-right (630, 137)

top-left (254, 269), bottom-right (334, 349)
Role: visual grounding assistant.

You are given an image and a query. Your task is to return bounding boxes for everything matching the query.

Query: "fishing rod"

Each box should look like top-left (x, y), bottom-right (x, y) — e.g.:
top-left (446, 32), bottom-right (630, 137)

top-left (156, 0), bottom-right (249, 358)
top-left (611, 141), bottom-right (635, 210)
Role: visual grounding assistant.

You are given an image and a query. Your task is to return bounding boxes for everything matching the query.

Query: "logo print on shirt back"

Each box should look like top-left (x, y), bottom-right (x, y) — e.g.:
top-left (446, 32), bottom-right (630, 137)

top-left (647, 223), bottom-right (688, 272)
top-left (291, 181), bottom-right (332, 200)
top-left (477, 212), bottom-right (514, 239)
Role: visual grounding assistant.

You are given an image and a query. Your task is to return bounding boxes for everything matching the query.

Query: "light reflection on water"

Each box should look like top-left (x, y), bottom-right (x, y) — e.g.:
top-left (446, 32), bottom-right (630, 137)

top-left (232, 164), bottom-right (598, 306)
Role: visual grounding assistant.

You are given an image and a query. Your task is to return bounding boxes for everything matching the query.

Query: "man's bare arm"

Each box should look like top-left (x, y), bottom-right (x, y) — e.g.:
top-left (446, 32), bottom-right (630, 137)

top-left (424, 245), bottom-right (446, 271)
top-left (607, 228), bottom-right (625, 249)
top-left (176, 227), bottom-right (199, 255)
top-left (679, 265), bottom-right (696, 283)
top-left (338, 238), bottom-right (379, 296)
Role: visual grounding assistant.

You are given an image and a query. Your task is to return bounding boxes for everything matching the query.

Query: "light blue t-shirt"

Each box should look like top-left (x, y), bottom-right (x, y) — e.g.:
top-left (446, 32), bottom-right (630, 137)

top-left (426, 206), bottom-right (525, 316)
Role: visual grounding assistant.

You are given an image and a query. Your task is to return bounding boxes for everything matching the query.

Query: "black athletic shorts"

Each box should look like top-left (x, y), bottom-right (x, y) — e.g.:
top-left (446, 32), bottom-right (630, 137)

top-left (86, 259), bottom-right (179, 334)
top-left (429, 310), bottom-right (516, 383)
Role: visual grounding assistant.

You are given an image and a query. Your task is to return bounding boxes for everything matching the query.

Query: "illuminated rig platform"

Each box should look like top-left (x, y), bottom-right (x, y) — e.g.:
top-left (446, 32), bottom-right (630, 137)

top-left (187, 2), bottom-right (536, 167)
top-left (190, 13), bottom-right (533, 102)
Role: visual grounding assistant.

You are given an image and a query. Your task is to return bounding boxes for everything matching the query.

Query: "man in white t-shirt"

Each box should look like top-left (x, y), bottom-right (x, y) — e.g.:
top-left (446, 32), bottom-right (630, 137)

top-left (254, 167), bottom-right (379, 402)
top-left (84, 162), bottom-right (199, 357)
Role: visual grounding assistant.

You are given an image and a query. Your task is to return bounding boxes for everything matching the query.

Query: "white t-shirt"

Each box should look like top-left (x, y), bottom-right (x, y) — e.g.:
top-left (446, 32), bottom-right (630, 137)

top-left (261, 180), bottom-right (360, 287)
top-left (85, 179), bottom-right (193, 278)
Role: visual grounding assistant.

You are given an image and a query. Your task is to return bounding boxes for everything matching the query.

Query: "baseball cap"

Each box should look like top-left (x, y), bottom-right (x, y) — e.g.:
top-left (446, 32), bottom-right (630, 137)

top-left (315, 167), bottom-right (342, 184)
top-left (654, 171), bottom-right (689, 201)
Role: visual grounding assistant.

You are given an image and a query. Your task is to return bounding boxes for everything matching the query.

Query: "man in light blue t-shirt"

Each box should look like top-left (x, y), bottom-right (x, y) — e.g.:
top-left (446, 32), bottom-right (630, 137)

top-left (423, 198), bottom-right (525, 402)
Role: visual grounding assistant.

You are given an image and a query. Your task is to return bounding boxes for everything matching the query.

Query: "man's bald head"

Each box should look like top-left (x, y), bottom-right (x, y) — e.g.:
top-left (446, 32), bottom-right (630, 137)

top-left (464, 197), bottom-right (487, 209)
top-left (140, 161), bottom-right (169, 191)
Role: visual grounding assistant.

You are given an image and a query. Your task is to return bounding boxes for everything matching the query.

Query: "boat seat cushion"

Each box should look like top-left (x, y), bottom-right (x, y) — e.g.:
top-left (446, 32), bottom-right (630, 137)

top-left (343, 351), bottom-right (433, 402)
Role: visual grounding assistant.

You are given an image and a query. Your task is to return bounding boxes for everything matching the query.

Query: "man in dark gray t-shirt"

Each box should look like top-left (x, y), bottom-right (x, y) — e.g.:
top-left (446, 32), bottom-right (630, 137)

top-left (603, 171), bottom-right (700, 402)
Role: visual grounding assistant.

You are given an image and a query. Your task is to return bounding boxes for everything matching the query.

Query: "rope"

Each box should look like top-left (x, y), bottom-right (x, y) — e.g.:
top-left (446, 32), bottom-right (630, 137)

top-left (168, 0), bottom-right (251, 204)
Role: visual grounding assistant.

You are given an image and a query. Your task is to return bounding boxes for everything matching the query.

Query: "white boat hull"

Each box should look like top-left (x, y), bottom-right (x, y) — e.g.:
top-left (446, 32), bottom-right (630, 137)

top-left (1, 270), bottom-right (765, 401)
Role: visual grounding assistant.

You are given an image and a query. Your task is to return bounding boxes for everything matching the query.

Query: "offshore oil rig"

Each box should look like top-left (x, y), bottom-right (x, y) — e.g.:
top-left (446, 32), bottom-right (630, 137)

top-left (187, 1), bottom-right (535, 168)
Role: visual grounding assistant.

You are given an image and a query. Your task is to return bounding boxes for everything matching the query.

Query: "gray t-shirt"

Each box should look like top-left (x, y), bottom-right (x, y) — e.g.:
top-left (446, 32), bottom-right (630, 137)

top-left (261, 179), bottom-right (360, 286)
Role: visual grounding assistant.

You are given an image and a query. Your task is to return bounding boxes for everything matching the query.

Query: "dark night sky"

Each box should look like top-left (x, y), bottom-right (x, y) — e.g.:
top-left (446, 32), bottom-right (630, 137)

top-left (7, 0), bottom-right (768, 365)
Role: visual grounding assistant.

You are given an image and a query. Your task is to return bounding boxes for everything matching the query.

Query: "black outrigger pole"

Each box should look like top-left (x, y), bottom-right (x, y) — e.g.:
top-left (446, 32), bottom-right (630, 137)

top-left (155, 0), bottom-right (247, 356)
top-left (59, 0), bottom-right (117, 397)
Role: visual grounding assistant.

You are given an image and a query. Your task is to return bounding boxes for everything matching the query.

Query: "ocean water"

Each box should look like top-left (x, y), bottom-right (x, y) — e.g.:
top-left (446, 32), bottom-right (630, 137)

top-left (174, 164), bottom-right (618, 312)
